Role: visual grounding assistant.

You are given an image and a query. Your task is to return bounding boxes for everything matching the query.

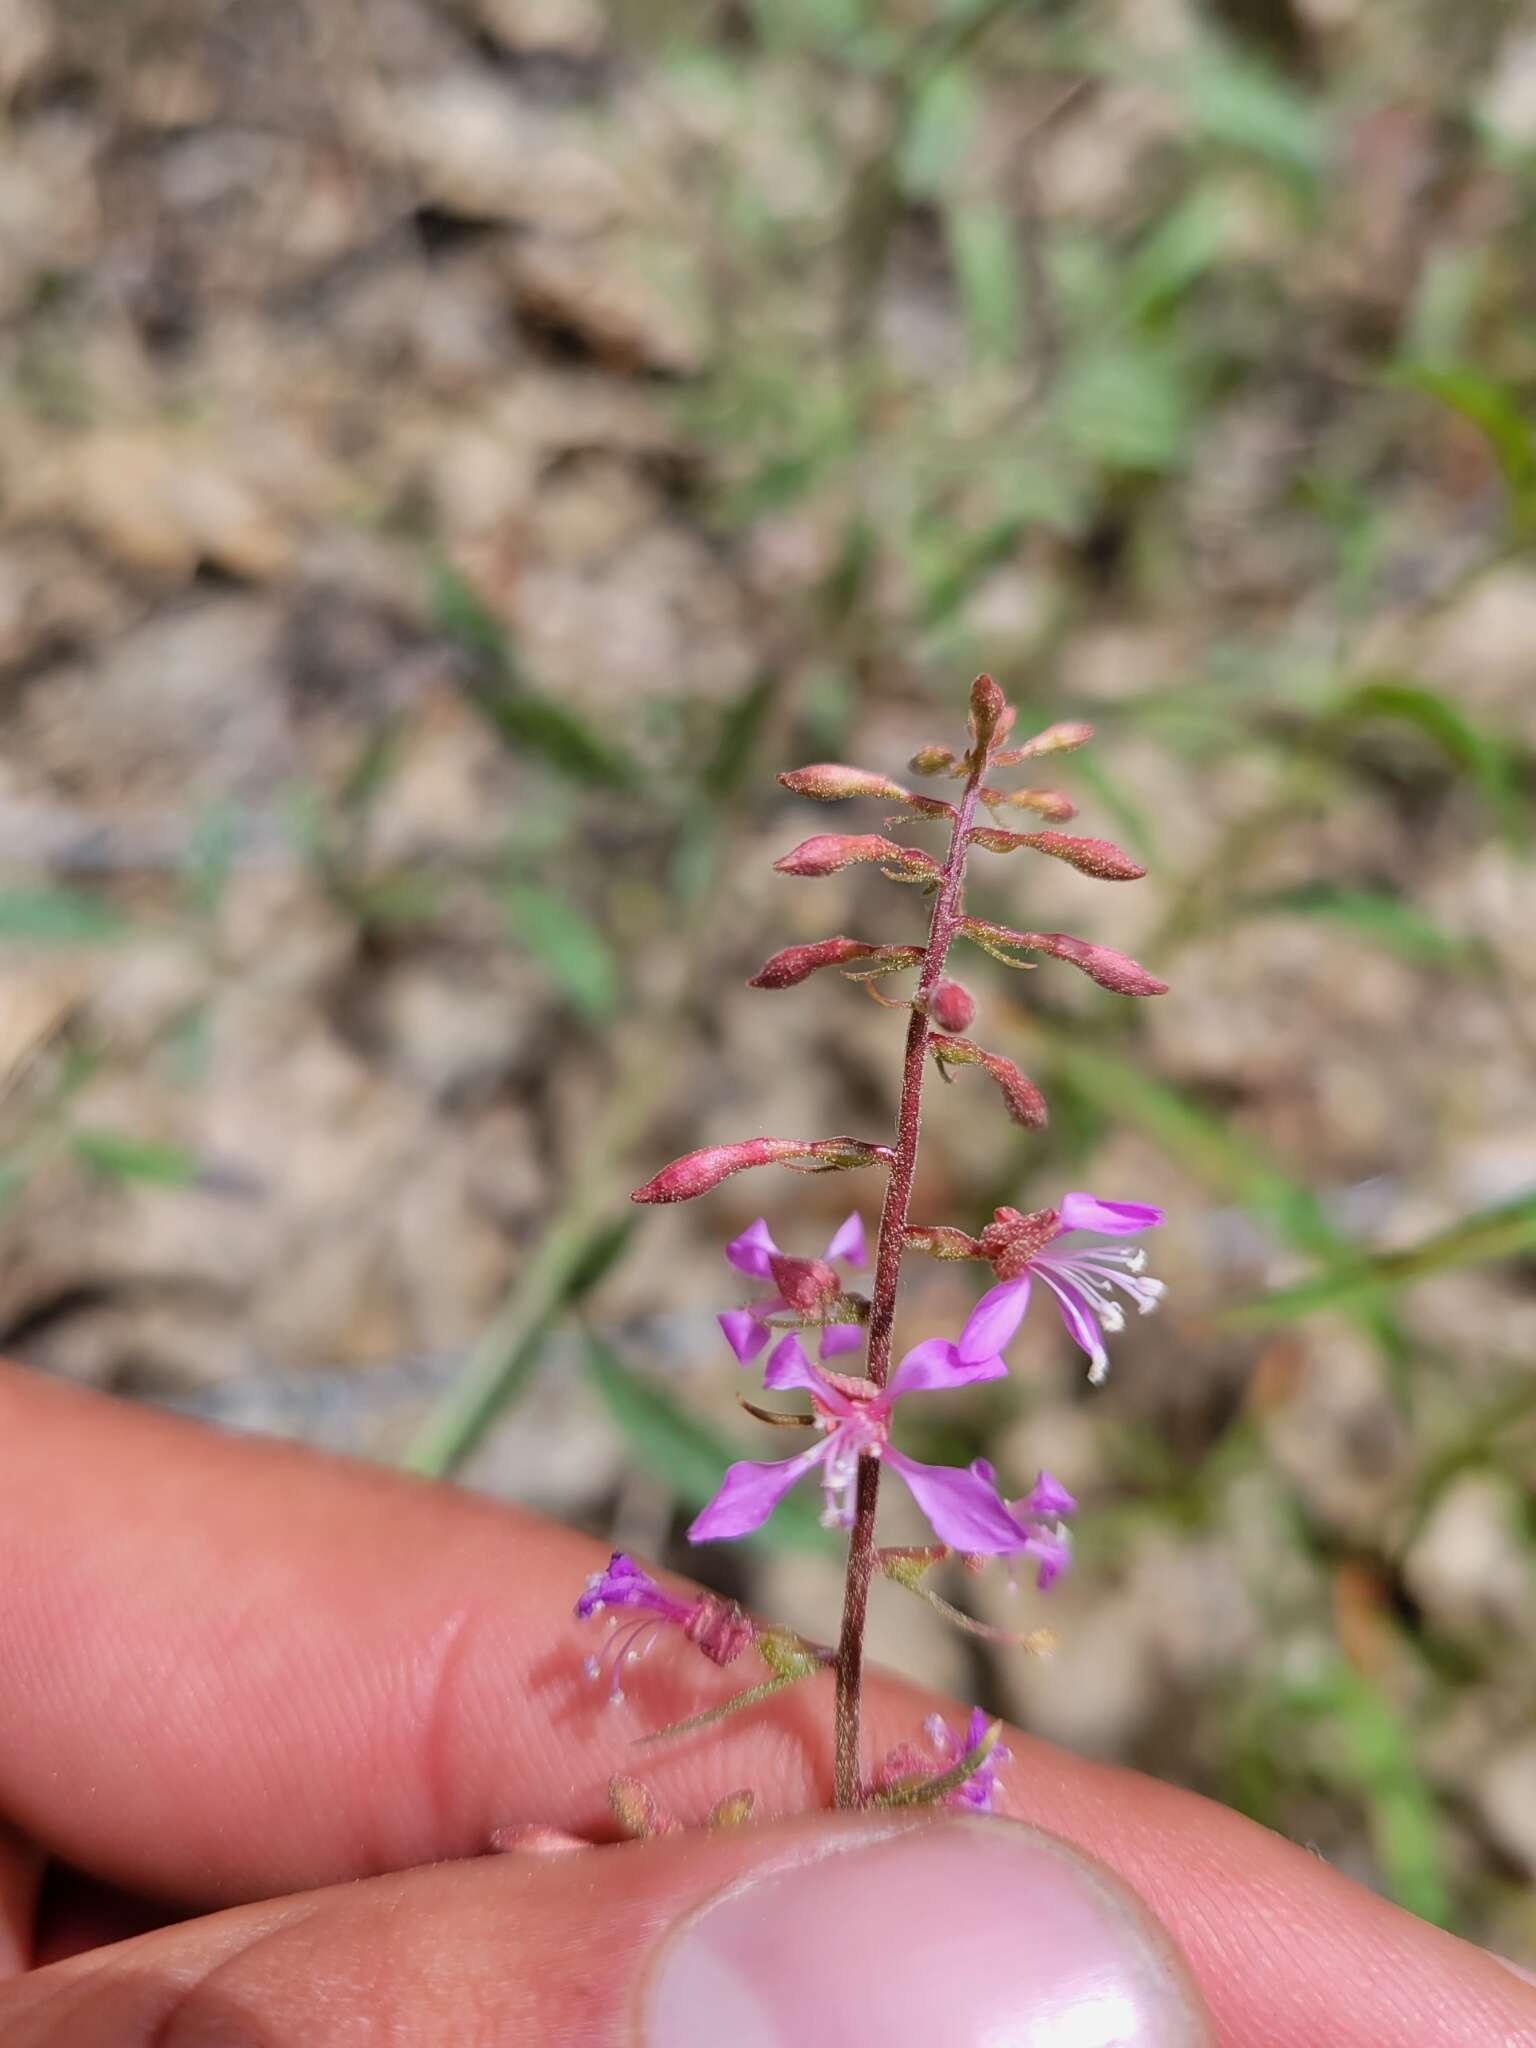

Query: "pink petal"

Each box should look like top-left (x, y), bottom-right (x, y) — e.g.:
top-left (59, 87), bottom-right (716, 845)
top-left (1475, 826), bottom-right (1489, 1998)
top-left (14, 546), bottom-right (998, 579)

top-left (717, 1309), bottom-right (770, 1365)
top-left (1021, 1469), bottom-right (1077, 1519)
top-left (823, 1211), bottom-right (867, 1268)
top-left (1056, 1193), bottom-right (1164, 1235)
top-left (687, 1442), bottom-right (828, 1543)
top-left (760, 1333), bottom-right (824, 1397)
top-left (1035, 1270), bottom-right (1110, 1380)
top-left (818, 1322), bottom-right (866, 1360)
top-left (957, 1276), bottom-right (1031, 1363)
top-left (887, 1338), bottom-right (1009, 1399)
top-left (725, 1218), bottom-right (780, 1278)
top-left (1019, 1527), bottom-right (1072, 1589)
top-left (882, 1450), bottom-right (1030, 1554)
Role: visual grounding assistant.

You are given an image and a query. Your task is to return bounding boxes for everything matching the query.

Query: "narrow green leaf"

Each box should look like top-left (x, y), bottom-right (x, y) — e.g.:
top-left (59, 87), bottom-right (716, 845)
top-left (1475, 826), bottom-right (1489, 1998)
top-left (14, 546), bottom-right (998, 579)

top-left (1328, 678), bottom-right (1526, 844)
top-left (1180, 45), bottom-right (1324, 180)
top-left (947, 199), bottom-right (1024, 362)
top-left (1222, 1192), bottom-right (1536, 1326)
top-left (500, 880), bottom-right (621, 1023)
top-left (0, 888), bottom-right (127, 946)
top-left (584, 1335), bottom-right (834, 1556)
top-left (1392, 365), bottom-right (1536, 532)
top-left (1233, 886), bottom-right (1486, 971)
top-left (71, 1128), bottom-right (198, 1185)
top-left (431, 563), bottom-right (636, 790)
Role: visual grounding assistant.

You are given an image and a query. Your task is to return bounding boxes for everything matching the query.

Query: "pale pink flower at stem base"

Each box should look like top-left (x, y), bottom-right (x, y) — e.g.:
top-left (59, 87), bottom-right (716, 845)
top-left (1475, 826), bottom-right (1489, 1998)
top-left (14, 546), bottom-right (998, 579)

top-left (961, 1192), bottom-right (1166, 1385)
top-left (718, 1211), bottom-right (868, 1365)
top-left (873, 1709), bottom-right (1013, 1814)
top-left (689, 1335), bottom-right (1024, 1552)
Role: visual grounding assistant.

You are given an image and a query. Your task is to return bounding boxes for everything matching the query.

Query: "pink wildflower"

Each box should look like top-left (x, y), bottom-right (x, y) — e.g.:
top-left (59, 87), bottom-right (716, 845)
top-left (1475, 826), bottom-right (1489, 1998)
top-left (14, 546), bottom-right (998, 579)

top-left (689, 1335), bottom-right (1023, 1551)
top-left (963, 1193), bottom-right (1165, 1385)
top-left (719, 1211), bottom-right (868, 1364)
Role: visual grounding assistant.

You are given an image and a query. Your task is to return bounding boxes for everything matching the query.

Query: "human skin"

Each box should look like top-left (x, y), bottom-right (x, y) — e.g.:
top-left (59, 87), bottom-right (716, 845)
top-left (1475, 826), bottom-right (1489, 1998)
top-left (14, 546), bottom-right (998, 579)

top-left (0, 1364), bottom-right (1531, 2045)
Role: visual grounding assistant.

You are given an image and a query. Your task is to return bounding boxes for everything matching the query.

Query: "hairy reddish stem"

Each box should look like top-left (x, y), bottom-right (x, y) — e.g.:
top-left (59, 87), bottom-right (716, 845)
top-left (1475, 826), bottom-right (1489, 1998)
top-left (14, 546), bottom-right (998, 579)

top-left (832, 750), bottom-right (989, 1806)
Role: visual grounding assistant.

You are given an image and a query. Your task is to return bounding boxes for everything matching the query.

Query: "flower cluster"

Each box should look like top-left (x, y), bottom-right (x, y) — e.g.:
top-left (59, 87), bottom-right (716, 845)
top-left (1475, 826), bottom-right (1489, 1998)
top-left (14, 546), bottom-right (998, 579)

top-left (690, 1192), bottom-right (1161, 1557)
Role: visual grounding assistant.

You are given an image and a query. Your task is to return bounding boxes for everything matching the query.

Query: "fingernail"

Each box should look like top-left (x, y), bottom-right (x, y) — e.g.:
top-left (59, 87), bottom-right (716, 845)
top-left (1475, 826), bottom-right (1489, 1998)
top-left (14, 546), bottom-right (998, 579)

top-left (1492, 1952), bottom-right (1536, 1990)
top-left (642, 1817), bottom-right (1213, 2046)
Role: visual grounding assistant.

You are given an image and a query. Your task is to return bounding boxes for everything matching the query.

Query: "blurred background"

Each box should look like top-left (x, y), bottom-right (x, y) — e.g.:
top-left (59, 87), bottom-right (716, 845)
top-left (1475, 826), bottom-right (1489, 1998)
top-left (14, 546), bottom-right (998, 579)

top-left (2, 0), bottom-right (1535, 1953)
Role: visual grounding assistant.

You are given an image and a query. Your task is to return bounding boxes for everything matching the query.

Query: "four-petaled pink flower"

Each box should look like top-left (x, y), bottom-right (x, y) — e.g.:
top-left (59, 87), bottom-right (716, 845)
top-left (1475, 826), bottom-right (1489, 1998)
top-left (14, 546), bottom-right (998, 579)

top-left (719, 1211), bottom-right (868, 1364)
top-left (575, 1551), bottom-right (753, 1703)
top-left (690, 1334), bottom-right (1025, 1551)
top-left (966, 1193), bottom-right (1165, 1385)
top-left (874, 1709), bottom-right (1012, 1813)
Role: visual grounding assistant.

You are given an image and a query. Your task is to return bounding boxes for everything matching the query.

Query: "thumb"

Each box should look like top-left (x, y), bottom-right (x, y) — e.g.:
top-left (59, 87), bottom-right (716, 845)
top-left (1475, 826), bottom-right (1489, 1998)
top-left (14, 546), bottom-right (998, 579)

top-left (2, 1814), bottom-right (1213, 2046)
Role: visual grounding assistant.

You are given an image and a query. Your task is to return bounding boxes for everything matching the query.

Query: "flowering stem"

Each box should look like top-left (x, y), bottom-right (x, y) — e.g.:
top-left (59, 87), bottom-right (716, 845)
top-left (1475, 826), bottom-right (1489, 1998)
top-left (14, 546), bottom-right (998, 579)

top-left (831, 753), bottom-right (988, 1806)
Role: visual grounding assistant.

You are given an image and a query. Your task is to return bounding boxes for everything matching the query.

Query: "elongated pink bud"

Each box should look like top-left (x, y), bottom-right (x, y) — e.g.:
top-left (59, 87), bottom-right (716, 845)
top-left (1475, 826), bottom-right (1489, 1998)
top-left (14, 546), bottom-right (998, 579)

top-left (979, 786), bottom-right (1077, 822)
top-left (747, 937), bottom-right (923, 990)
top-left (961, 920), bottom-right (1168, 996)
top-left (774, 834), bottom-right (941, 880)
top-left (778, 764), bottom-right (908, 802)
top-left (993, 721), bottom-right (1095, 764)
top-left (930, 1036), bottom-right (1048, 1129)
top-left (927, 978), bottom-right (976, 1033)
top-left (967, 673), bottom-right (1012, 753)
top-left (631, 1135), bottom-right (893, 1204)
top-left (909, 744), bottom-right (957, 775)
top-left (967, 828), bottom-right (1145, 880)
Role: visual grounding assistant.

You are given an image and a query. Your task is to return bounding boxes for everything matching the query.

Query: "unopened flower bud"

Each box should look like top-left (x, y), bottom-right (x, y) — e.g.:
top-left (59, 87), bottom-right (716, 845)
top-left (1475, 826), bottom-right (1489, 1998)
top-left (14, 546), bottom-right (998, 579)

top-left (631, 1135), bottom-right (892, 1204)
top-left (928, 979), bottom-right (976, 1033)
top-left (747, 937), bottom-right (922, 990)
top-left (967, 674), bottom-right (1010, 753)
top-left (778, 764), bottom-right (907, 802)
top-left (773, 833), bottom-right (940, 881)
top-left (909, 744), bottom-right (957, 775)
top-left (967, 829), bottom-right (1146, 881)
top-left (997, 720), bottom-right (1095, 763)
